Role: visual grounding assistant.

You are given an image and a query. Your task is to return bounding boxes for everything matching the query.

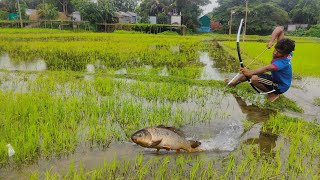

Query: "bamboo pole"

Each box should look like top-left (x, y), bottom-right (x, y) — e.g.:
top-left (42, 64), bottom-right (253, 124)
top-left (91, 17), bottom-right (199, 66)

top-left (17, 0), bottom-right (23, 28)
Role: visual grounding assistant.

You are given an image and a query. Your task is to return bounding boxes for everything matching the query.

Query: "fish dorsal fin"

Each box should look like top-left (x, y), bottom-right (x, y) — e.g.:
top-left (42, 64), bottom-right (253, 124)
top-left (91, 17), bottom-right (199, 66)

top-left (156, 125), bottom-right (185, 137)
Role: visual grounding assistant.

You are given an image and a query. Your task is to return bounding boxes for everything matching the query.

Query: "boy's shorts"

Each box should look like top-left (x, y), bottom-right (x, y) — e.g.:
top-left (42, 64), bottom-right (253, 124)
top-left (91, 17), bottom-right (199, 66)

top-left (257, 74), bottom-right (282, 94)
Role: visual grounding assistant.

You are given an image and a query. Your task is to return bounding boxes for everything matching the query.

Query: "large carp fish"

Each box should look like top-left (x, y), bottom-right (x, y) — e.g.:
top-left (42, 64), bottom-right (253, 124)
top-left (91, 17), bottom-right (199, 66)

top-left (131, 125), bottom-right (202, 152)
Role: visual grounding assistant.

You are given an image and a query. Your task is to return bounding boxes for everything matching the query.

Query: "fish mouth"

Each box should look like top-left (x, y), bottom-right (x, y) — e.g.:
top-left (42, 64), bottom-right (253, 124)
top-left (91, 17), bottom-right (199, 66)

top-left (131, 136), bottom-right (137, 143)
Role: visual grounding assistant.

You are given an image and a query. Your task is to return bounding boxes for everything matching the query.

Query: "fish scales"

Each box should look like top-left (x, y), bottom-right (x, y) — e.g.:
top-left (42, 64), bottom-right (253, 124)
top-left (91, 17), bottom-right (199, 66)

top-left (131, 126), bottom-right (202, 152)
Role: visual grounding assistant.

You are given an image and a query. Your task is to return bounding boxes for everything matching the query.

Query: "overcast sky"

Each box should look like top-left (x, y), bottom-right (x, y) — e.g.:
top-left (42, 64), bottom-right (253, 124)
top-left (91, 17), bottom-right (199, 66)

top-left (201, 0), bottom-right (219, 16)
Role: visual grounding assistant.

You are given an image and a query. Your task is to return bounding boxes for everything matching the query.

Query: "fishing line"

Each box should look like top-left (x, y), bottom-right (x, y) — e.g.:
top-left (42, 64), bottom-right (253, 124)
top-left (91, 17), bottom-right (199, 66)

top-left (223, 47), bottom-right (268, 91)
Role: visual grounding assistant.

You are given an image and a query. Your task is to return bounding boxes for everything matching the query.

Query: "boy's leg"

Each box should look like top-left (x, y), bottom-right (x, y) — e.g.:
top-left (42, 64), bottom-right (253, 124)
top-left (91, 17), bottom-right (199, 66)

top-left (252, 74), bottom-right (280, 102)
top-left (267, 93), bottom-right (279, 102)
top-left (224, 74), bottom-right (247, 87)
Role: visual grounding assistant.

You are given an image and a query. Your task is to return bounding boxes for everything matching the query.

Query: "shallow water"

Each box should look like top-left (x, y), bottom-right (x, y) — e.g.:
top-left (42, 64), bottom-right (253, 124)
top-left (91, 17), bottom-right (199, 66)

top-left (198, 52), bottom-right (223, 80)
top-left (0, 54), bottom-right (46, 71)
top-left (285, 77), bottom-right (320, 122)
top-left (0, 87), bottom-right (274, 178)
top-left (1, 51), bottom-right (319, 178)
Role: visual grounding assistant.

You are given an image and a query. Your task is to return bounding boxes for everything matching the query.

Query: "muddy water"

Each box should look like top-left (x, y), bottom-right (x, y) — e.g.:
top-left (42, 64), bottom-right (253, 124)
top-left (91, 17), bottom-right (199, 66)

top-left (198, 52), bottom-right (223, 80)
top-left (285, 77), bottom-right (320, 122)
top-left (0, 86), bottom-right (274, 178)
top-left (0, 54), bottom-right (46, 71)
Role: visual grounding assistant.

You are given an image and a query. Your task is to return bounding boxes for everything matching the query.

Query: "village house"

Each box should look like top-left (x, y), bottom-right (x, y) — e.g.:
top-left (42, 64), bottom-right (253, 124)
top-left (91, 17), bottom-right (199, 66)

top-left (197, 15), bottom-right (211, 32)
top-left (115, 11), bottom-right (137, 24)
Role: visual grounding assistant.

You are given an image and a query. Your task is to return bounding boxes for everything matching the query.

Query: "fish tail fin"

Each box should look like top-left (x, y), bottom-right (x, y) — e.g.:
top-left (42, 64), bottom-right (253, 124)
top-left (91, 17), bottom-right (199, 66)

top-left (189, 140), bottom-right (201, 148)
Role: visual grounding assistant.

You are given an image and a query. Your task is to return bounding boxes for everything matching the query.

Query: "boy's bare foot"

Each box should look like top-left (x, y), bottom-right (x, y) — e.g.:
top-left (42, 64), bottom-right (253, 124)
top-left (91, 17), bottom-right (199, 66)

top-left (267, 93), bottom-right (279, 102)
top-left (224, 79), bottom-right (238, 87)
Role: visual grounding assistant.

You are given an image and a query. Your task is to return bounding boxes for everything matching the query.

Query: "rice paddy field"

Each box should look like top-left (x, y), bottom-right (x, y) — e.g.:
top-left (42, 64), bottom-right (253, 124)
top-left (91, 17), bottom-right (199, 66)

top-left (0, 28), bottom-right (320, 179)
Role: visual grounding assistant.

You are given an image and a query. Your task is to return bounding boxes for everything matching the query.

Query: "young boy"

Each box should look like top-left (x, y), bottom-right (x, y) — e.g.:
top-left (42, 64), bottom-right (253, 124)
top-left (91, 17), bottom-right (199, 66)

top-left (226, 27), bottom-right (295, 102)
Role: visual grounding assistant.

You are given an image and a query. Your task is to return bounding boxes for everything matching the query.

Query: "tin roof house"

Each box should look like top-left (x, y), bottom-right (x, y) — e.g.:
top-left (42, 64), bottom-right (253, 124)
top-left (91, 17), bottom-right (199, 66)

top-left (126, 11), bottom-right (138, 23)
top-left (197, 15), bottom-right (212, 32)
top-left (115, 11), bottom-right (137, 24)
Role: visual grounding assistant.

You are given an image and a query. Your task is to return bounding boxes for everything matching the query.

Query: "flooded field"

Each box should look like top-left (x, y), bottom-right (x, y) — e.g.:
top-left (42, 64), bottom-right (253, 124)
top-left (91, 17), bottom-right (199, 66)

top-left (0, 32), bottom-right (320, 179)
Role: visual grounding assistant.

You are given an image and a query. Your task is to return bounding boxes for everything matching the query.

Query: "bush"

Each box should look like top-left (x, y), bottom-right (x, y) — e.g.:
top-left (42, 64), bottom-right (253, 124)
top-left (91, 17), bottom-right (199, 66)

top-left (305, 24), bottom-right (320, 37)
top-left (36, 3), bottom-right (58, 20)
top-left (285, 28), bottom-right (306, 37)
top-left (285, 25), bottom-right (320, 38)
top-left (0, 10), bottom-right (8, 20)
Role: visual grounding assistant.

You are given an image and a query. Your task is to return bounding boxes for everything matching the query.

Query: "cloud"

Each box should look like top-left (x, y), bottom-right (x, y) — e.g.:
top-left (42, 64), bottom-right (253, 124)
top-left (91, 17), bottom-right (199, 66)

top-left (201, 0), bottom-right (218, 15)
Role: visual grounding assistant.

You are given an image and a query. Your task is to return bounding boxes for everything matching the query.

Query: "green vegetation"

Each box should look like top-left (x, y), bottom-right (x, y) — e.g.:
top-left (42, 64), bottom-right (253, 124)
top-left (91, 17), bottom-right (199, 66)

top-left (242, 119), bottom-right (255, 132)
top-left (219, 40), bottom-right (320, 77)
top-left (314, 97), bottom-right (320, 106)
top-left (28, 114), bottom-right (320, 179)
top-left (0, 70), bottom-right (223, 166)
top-left (306, 24), bottom-right (320, 37)
top-left (0, 30), bottom-right (208, 71)
top-left (0, 29), bottom-right (318, 179)
top-left (212, 0), bottom-right (320, 35)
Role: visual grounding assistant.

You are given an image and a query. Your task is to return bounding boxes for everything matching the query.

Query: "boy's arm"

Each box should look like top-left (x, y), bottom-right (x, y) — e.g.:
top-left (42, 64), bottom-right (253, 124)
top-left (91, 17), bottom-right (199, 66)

top-left (267, 26), bottom-right (284, 48)
top-left (240, 64), bottom-right (277, 77)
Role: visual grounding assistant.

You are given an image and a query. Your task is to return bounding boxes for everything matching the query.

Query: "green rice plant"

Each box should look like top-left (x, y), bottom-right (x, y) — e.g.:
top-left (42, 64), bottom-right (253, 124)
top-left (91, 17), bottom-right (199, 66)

top-left (1, 28), bottom-right (320, 179)
top-left (313, 97), bottom-right (320, 106)
top-left (242, 119), bottom-right (255, 132)
top-left (220, 41), bottom-right (320, 77)
top-left (0, 31), bottom-right (209, 72)
top-left (93, 77), bottom-right (115, 96)
top-left (227, 83), bottom-right (302, 113)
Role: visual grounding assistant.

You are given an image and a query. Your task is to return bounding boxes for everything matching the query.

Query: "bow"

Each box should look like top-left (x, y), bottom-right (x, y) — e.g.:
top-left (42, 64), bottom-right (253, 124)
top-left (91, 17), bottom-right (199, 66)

top-left (236, 19), bottom-right (260, 93)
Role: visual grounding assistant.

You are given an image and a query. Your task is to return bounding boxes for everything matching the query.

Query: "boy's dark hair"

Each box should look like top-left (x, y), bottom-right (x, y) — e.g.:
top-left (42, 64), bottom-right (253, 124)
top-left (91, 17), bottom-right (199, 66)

top-left (275, 38), bottom-right (295, 55)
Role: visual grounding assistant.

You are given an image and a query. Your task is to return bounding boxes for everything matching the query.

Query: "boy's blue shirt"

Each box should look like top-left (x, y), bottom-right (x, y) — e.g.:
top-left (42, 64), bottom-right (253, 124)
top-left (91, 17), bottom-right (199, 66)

top-left (271, 52), bottom-right (293, 93)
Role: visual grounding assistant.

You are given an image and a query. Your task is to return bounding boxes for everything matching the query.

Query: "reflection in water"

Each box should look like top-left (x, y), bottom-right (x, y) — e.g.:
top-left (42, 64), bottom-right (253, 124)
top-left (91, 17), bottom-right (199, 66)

top-left (243, 132), bottom-right (278, 154)
top-left (115, 68), bottom-right (127, 75)
top-left (234, 95), bottom-right (278, 154)
top-left (0, 54), bottom-right (46, 71)
top-left (234, 96), bottom-right (274, 123)
top-left (198, 52), bottom-right (223, 80)
top-left (159, 66), bottom-right (169, 76)
top-left (86, 64), bottom-right (95, 74)
top-left (84, 64), bottom-right (95, 81)
top-left (0, 72), bottom-right (37, 92)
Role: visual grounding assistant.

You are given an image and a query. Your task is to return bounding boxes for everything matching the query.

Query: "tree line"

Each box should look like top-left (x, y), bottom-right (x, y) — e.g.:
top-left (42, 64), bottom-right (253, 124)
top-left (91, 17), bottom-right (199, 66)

top-left (211, 0), bottom-right (320, 35)
top-left (0, 0), bottom-right (319, 35)
top-left (0, 0), bottom-right (210, 29)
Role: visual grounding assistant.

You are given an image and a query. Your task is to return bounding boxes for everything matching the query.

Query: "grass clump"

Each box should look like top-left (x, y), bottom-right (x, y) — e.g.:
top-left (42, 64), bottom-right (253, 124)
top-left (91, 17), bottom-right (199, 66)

top-left (313, 97), bottom-right (320, 106)
top-left (226, 83), bottom-right (303, 113)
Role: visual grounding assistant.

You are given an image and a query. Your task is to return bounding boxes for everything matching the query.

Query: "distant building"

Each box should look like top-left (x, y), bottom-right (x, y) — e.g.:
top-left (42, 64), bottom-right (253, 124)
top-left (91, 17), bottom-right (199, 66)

top-left (170, 14), bottom-right (181, 25)
top-left (71, 11), bottom-right (81, 21)
top-left (198, 15), bottom-right (211, 27)
top-left (197, 15), bottom-right (211, 32)
top-left (26, 9), bottom-right (36, 16)
top-left (287, 24), bottom-right (308, 32)
top-left (149, 16), bottom-right (157, 24)
top-left (165, 10), bottom-right (181, 25)
top-left (126, 11), bottom-right (137, 23)
top-left (115, 11), bottom-right (137, 23)
top-left (115, 11), bottom-right (131, 23)
top-left (27, 10), bottom-right (68, 21)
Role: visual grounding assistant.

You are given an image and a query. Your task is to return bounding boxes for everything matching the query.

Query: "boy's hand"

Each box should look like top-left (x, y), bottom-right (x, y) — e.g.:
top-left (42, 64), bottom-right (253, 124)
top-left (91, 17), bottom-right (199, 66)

top-left (240, 68), bottom-right (252, 77)
top-left (267, 42), bottom-right (273, 49)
